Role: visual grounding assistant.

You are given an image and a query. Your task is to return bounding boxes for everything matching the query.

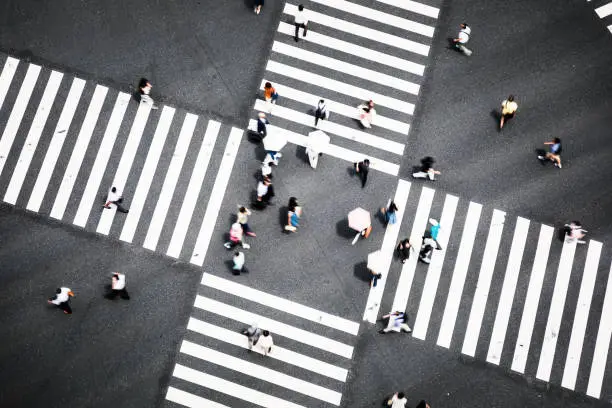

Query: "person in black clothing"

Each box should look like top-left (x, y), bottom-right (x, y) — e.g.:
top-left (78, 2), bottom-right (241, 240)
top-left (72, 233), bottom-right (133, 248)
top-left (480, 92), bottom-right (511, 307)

top-left (354, 159), bottom-right (370, 188)
top-left (396, 238), bottom-right (412, 264)
top-left (257, 112), bottom-right (269, 140)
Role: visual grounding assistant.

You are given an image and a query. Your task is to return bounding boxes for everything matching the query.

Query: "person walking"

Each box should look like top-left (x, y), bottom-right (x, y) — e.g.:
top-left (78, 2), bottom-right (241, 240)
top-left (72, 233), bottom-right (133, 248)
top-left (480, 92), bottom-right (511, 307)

top-left (357, 100), bottom-right (376, 128)
top-left (419, 236), bottom-right (441, 264)
top-left (412, 157), bottom-right (441, 181)
top-left (237, 206), bottom-right (256, 237)
top-left (263, 82), bottom-right (278, 113)
top-left (103, 186), bottom-right (129, 213)
top-left (387, 392), bottom-right (408, 408)
top-left (370, 268), bottom-right (382, 288)
top-left (232, 251), bottom-right (248, 275)
top-left (453, 23), bottom-right (472, 56)
top-left (314, 99), bottom-right (328, 127)
top-left (285, 197), bottom-right (302, 232)
top-left (396, 238), bottom-right (412, 264)
top-left (255, 177), bottom-right (275, 208)
top-left (264, 150), bottom-right (282, 166)
top-left (225, 222), bottom-right (251, 249)
top-left (138, 78), bottom-right (159, 109)
top-left (243, 324), bottom-right (262, 349)
top-left (538, 137), bottom-right (563, 168)
top-left (254, 330), bottom-right (274, 356)
top-left (106, 272), bottom-right (130, 300)
top-left (253, 0), bottom-right (264, 14)
top-left (354, 159), bottom-right (370, 188)
top-left (380, 200), bottom-right (399, 225)
top-left (499, 95), bottom-right (518, 129)
top-left (428, 218), bottom-right (441, 242)
top-left (565, 221), bottom-right (587, 244)
top-left (379, 311), bottom-right (411, 334)
top-left (416, 400), bottom-right (431, 408)
top-left (47, 287), bottom-right (75, 314)
top-left (261, 160), bottom-right (274, 180)
top-left (294, 4), bottom-right (308, 42)
top-left (257, 112), bottom-right (269, 141)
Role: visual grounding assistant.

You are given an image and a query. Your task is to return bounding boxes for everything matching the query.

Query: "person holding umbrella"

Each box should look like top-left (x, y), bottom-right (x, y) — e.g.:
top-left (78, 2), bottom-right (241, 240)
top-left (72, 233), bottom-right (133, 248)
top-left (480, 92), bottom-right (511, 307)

top-left (262, 127), bottom-right (287, 166)
top-left (306, 130), bottom-right (330, 169)
top-left (348, 207), bottom-right (372, 245)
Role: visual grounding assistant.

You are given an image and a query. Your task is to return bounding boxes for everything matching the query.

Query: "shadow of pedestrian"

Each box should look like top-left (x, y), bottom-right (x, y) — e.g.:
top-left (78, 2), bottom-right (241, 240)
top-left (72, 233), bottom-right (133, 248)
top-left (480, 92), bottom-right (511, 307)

top-left (353, 261), bottom-right (371, 283)
top-left (557, 225), bottom-right (570, 242)
top-left (535, 149), bottom-right (547, 165)
top-left (294, 144), bottom-right (310, 165)
top-left (336, 219), bottom-right (356, 239)
top-left (279, 206), bottom-right (289, 231)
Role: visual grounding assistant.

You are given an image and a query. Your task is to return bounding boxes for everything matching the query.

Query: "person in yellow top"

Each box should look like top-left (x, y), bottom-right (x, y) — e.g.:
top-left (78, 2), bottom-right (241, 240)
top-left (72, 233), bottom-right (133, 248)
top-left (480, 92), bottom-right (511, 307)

top-left (500, 95), bottom-right (518, 129)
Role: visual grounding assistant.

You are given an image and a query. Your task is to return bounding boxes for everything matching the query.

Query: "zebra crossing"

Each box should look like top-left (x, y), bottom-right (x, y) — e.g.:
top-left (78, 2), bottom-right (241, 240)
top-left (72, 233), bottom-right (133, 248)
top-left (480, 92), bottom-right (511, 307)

top-left (250, 0), bottom-right (442, 176)
top-left (0, 53), bottom-right (242, 266)
top-left (365, 179), bottom-right (612, 401)
top-left (165, 272), bottom-right (359, 408)
top-left (592, 0), bottom-right (612, 34)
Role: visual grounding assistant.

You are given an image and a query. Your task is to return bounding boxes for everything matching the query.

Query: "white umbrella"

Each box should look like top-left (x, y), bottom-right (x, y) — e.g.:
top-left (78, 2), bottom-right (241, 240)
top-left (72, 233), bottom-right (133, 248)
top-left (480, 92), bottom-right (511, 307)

top-left (307, 130), bottom-right (330, 152)
top-left (263, 132), bottom-right (287, 152)
top-left (348, 207), bottom-right (371, 231)
top-left (367, 250), bottom-right (384, 272)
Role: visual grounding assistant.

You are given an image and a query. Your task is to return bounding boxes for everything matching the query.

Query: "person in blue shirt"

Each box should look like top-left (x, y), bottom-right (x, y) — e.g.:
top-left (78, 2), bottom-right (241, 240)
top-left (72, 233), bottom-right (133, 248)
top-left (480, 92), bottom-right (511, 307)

top-left (538, 137), bottom-right (562, 168)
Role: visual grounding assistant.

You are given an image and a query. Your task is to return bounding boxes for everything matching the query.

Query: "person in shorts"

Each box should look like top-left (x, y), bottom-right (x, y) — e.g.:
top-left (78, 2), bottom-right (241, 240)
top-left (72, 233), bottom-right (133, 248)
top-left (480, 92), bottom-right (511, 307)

top-left (500, 95), bottom-right (518, 129)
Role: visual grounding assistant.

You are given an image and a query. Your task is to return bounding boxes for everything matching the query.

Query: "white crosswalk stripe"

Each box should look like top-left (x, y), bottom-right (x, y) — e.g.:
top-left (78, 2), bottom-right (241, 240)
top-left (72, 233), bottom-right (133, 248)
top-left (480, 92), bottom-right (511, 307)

top-left (255, 0), bottom-right (442, 176)
top-left (166, 273), bottom-right (359, 407)
top-left (371, 181), bottom-right (612, 401)
top-left (591, 2), bottom-right (612, 36)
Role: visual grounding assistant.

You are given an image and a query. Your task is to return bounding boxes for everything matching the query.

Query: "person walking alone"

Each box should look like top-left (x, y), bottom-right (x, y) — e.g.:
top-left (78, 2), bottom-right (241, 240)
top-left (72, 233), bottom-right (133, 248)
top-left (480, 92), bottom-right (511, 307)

top-left (396, 238), bottom-right (412, 264)
top-left (380, 200), bottom-right (399, 225)
top-left (412, 157), bottom-right (441, 181)
top-left (255, 177), bottom-right (275, 208)
top-left (103, 186), bottom-right (129, 213)
top-left (294, 4), bottom-right (308, 42)
top-left (314, 99), bottom-right (328, 127)
top-left (453, 23), bottom-right (472, 56)
top-left (238, 206), bottom-right (256, 237)
top-left (225, 223), bottom-right (251, 249)
top-left (565, 221), bottom-right (587, 244)
top-left (387, 392), bottom-right (408, 408)
top-left (47, 287), bottom-right (75, 314)
top-left (538, 137), bottom-right (563, 168)
top-left (243, 324), bottom-right (262, 349)
top-left (253, 0), bottom-right (264, 14)
top-left (106, 272), bottom-right (130, 300)
top-left (254, 330), bottom-right (274, 356)
top-left (354, 159), bottom-right (370, 188)
top-left (499, 95), bottom-right (518, 129)
top-left (285, 197), bottom-right (302, 232)
top-left (257, 112), bottom-right (269, 141)
top-left (263, 82), bottom-right (278, 113)
top-left (379, 311), bottom-right (411, 334)
top-left (138, 78), bottom-right (159, 109)
top-left (232, 251), bottom-right (248, 275)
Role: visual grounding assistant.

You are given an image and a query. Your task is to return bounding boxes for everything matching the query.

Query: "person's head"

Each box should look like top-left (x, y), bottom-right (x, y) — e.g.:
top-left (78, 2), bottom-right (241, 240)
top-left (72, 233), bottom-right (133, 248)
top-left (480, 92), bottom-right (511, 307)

top-left (298, 4), bottom-right (304, 11)
top-left (319, 99), bottom-right (325, 104)
top-left (368, 100), bottom-right (374, 107)
top-left (508, 95), bottom-right (515, 102)
top-left (234, 251), bottom-right (240, 257)
top-left (258, 112), bottom-right (266, 119)
top-left (264, 82), bottom-right (272, 89)
top-left (397, 392), bottom-right (405, 399)
top-left (267, 161), bottom-right (275, 167)
top-left (113, 272), bottom-right (120, 278)
top-left (389, 201), bottom-right (398, 212)
top-left (262, 330), bottom-right (270, 336)
top-left (460, 23), bottom-right (468, 29)
top-left (239, 206), bottom-right (247, 213)
top-left (553, 137), bottom-right (561, 144)
top-left (289, 197), bottom-right (298, 207)
top-left (363, 159), bottom-right (370, 166)
top-left (56, 288), bottom-right (62, 294)
top-left (111, 187), bottom-right (117, 193)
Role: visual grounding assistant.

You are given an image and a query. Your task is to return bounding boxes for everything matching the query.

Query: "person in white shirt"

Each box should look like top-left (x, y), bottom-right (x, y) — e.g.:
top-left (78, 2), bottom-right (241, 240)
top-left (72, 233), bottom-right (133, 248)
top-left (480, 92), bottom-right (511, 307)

top-left (294, 4), bottom-right (308, 42)
top-left (379, 311), bottom-right (412, 334)
top-left (254, 330), bottom-right (274, 356)
top-left (232, 251), bottom-right (247, 275)
top-left (387, 392), bottom-right (408, 408)
top-left (453, 23), bottom-right (472, 56)
top-left (48, 287), bottom-right (75, 314)
top-left (107, 272), bottom-right (130, 300)
top-left (103, 186), bottom-right (129, 213)
top-left (138, 78), bottom-right (159, 110)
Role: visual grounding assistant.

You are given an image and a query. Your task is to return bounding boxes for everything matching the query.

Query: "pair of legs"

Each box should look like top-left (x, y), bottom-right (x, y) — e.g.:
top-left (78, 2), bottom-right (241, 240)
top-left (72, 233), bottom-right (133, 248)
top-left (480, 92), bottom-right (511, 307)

top-left (49, 300), bottom-right (72, 314)
top-left (224, 240), bottom-right (250, 249)
top-left (500, 112), bottom-right (514, 129)
top-left (140, 94), bottom-right (159, 110)
top-left (240, 222), bottom-right (256, 237)
top-left (106, 288), bottom-right (130, 300)
top-left (314, 109), bottom-right (326, 126)
top-left (412, 169), bottom-right (439, 180)
top-left (294, 23), bottom-right (307, 41)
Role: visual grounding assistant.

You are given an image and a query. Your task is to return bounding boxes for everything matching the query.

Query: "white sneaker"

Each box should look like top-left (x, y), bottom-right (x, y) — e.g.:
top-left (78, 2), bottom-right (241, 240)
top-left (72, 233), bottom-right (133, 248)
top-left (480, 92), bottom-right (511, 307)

top-left (276, 153), bottom-right (282, 158)
top-left (242, 243), bottom-right (251, 249)
top-left (537, 156), bottom-right (544, 160)
top-left (224, 242), bottom-right (232, 249)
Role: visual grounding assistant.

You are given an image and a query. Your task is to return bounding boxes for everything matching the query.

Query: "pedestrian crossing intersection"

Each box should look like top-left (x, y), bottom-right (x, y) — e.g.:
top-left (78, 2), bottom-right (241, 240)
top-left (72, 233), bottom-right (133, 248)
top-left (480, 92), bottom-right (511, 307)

top-left (250, 0), bottom-right (443, 176)
top-left (591, 0), bottom-right (612, 34)
top-left (366, 179), bottom-right (612, 401)
top-left (0, 53), bottom-right (243, 266)
top-left (165, 272), bottom-right (359, 408)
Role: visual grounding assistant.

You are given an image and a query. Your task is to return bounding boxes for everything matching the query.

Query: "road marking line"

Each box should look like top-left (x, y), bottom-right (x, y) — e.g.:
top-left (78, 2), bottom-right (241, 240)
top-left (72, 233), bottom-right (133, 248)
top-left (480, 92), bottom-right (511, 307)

top-left (187, 318), bottom-right (348, 381)
top-left (172, 364), bottom-right (306, 408)
top-left (412, 194), bottom-right (459, 340)
top-left (260, 79), bottom-right (410, 135)
top-left (166, 387), bottom-right (230, 408)
top-left (189, 128), bottom-right (242, 265)
top-left (72, 92), bottom-right (130, 227)
top-left (276, 22), bottom-right (425, 76)
top-left (362, 180), bottom-right (412, 324)
top-left (586, 260), bottom-right (612, 398)
top-left (119, 106), bottom-right (175, 243)
top-left (272, 41), bottom-right (420, 95)
top-left (0, 56), bottom-right (19, 113)
top-left (437, 201), bottom-right (482, 348)
top-left (283, 3), bottom-right (429, 56)
top-left (562, 240), bottom-right (602, 390)
top-left (608, 25), bottom-right (612, 34)
top-left (253, 99), bottom-right (404, 155)
top-left (96, 102), bottom-right (151, 235)
top-left (49, 85), bottom-right (108, 219)
top-left (0, 63), bottom-right (40, 179)
top-left (195, 296), bottom-right (354, 358)
top-left (375, 0), bottom-right (439, 19)
top-left (486, 217), bottom-right (530, 365)
top-left (164, 118), bottom-right (217, 257)
top-left (202, 273), bottom-right (359, 335)
top-left (310, 0), bottom-right (435, 37)
top-left (536, 240), bottom-right (578, 382)
top-left (144, 113), bottom-right (200, 252)
top-left (180, 340), bottom-right (342, 405)
top-left (4, 71), bottom-right (63, 205)
top-left (461, 209), bottom-right (505, 355)
top-left (247, 119), bottom-right (399, 176)
top-left (390, 186), bottom-right (435, 314)
top-left (26, 77), bottom-right (85, 212)
top-left (595, 3), bottom-right (612, 18)
top-left (511, 224), bottom-right (554, 374)
top-left (267, 60), bottom-right (415, 115)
